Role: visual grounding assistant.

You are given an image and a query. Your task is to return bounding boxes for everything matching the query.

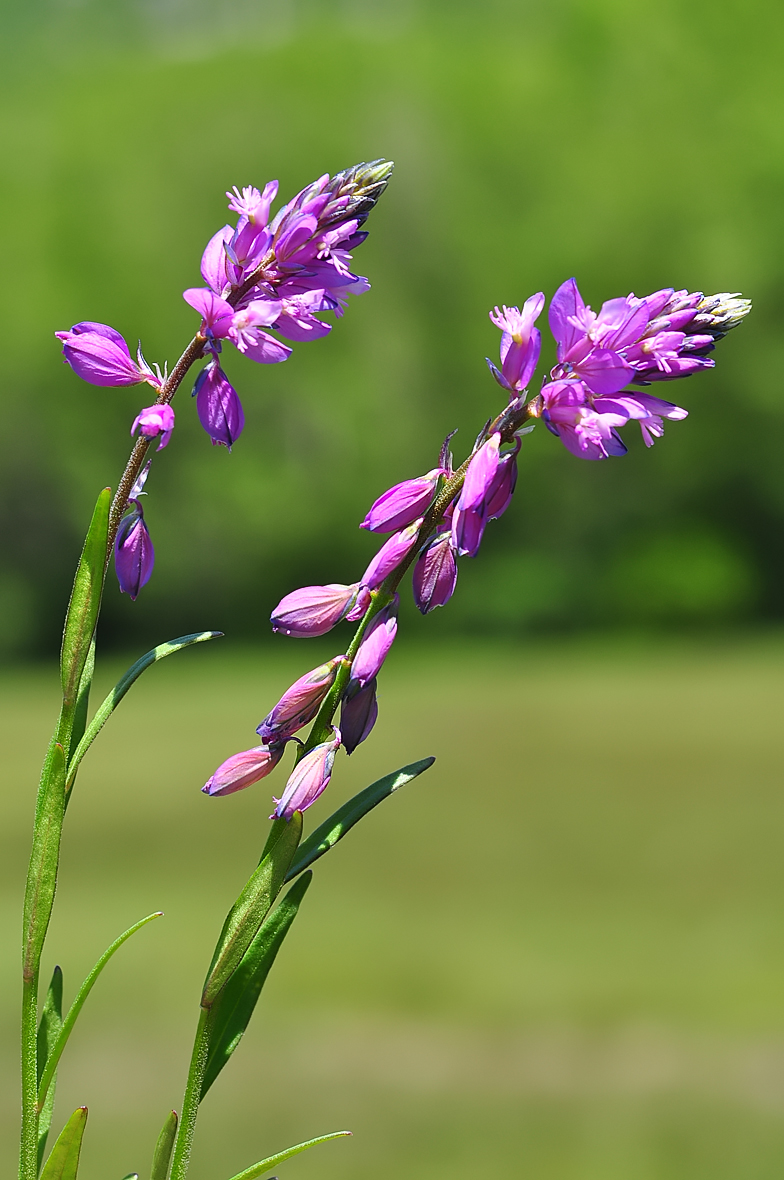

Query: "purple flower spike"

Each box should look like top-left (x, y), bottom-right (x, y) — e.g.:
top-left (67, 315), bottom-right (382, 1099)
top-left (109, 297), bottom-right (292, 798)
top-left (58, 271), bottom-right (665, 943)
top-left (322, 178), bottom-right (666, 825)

top-left (458, 433), bottom-right (501, 513)
top-left (361, 468), bottom-right (442, 533)
top-left (361, 520), bottom-right (423, 590)
top-left (272, 730), bottom-right (341, 819)
top-left (115, 500), bottom-right (154, 600)
top-left (271, 582), bottom-right (362, 638)
top-left (193, 363), bottom-right (245, 448)
top-left (341, 678), bottom-right (378, 755)
top-left (203, 743), bottom-right (285, 797)
top-left (413, 533), bottom-right (458, 613)
top-left (257, 655), bottom-right (345, 743)
top-left (131, 404), bottom-right (175, 450)
top-left (351, 598), bottom-right (398, 685)
top-left (56, 322), bottom-right (160, 389)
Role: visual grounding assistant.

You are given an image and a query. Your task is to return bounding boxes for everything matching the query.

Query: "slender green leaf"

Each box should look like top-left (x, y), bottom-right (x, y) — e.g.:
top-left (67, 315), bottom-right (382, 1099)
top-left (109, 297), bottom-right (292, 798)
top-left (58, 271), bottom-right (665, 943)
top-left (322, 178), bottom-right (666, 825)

top-left (201, 873), bottom-right (312, 1098)
top-left (67, 640), bottom-right (95, 767)
top-left (66, 631), bottom-right (222, 791)
top-left (286, 757), bottom-right (435, 881)
top-left (121, 1174), bottom-right (139, 1179)
top-left (23, 743), bottom-right (66, 979)
top-left (37, 913), bottom-right (162, 1113)
top-left (40, 1107), bottom-right (87, 1180)
top-left (150, 1110), bottom-right (178, 1180)
top-left (224, 1131), bottom-right (351, 1180)
top-left (36, 966), bottom-right (63, 1173)
top-left (60, 488), bottom-right (110, 709)
top-left (201, 813), bottom-right (303, 1008)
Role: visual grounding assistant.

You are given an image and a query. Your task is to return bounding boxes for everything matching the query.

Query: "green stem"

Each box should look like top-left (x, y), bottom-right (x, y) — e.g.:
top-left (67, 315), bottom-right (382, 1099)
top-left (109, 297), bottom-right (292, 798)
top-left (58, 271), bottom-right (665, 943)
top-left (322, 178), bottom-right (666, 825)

top-left (169, 1007), bottom-right (212, 1180)
top-left (19, 976), bottom-right (39, 1180)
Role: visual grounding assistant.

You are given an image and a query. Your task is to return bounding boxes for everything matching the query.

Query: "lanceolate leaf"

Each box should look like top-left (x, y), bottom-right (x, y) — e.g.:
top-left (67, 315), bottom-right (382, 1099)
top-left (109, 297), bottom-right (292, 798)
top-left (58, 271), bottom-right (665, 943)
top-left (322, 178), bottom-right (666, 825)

top-left (37, 914), bottom-right (163, 1113)
top-left (201, 873), bottom-right (312, 1098)
top-left (223, 1131), bottom-right (351, 1180)
top-left (60, 488), bottom-right (111, 711)
top-left (40, 1107), bottom-right (88, 1180)
top-left (23, 743), bottom-right (66, 980)
top-left (68, 639), bottom-right (95, 768)
top-left (65, 631), bottom-right (222, 792)
top-left (37, 966), bottom-right (63, 1173)
top-left (201, 813), bottom-right (303, 1009)
top-left (286, 757), bottom-right (435, 881)
top-left (150, 1110), bottom-right (178, 1180)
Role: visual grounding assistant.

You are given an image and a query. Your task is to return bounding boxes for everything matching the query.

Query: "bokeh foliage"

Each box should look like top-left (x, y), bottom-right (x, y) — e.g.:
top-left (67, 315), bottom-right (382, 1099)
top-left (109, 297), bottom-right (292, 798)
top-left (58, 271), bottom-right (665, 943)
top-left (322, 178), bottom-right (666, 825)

top-left (0, 0), bottom-right (781, 657)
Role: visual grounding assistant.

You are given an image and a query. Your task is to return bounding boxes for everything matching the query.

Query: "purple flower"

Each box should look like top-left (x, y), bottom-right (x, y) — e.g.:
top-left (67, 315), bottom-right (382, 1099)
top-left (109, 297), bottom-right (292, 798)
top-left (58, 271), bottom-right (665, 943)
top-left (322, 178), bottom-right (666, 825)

top-left (115, 499), bottom-right (154, 600)
top-left (484, 438), bottom-right (520, 520)
top-left (540, 380), bottom-right (628, 461)
top-left (202, 743), bottom-right (285, 797)
top-left (350, 598), bottom-right (398, 685)
top-left (458, 433), bottom-right (501, 513)
top-left (361, 468), bottom-right (442, 533)
top-left (183, 288), bottom-right (291, 366)
top-left (341, 678), bottom-right (378, 755)
top-left (271, 730), bottom-right (341, 819)
top-left (193, 363), bottom-right (245, 448)
top-left (271, 582), bottom-right (363, 638)
top-left (131, 404), bottom-right (175, 450)
top-left (413, 532), bottom-right (458, 613)
top-left (361, 521), bottom-right (423, 590)
top-left (487, 293), bottom-right (544, 394)
top-left (56, 322), bottom-right (161, 389)
top-left (450, 502), bottom-right (487, 557)
top-left (257, 656), bottom-right (345, 743)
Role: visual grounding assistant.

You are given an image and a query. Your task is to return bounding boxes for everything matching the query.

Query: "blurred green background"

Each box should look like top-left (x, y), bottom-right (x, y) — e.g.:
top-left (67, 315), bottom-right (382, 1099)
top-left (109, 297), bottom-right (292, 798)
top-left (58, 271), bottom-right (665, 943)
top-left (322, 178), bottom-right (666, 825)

top-left (2, 0), bottom-right (784, 1177)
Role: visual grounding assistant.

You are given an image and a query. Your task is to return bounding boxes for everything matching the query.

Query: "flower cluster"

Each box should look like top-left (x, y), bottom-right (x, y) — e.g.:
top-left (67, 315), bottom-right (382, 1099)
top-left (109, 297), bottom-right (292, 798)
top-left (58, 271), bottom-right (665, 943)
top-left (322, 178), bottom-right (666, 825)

top-left (203, 275), bottom-right (750, 822)
top-left (55, 161), bottom-right (393, 601)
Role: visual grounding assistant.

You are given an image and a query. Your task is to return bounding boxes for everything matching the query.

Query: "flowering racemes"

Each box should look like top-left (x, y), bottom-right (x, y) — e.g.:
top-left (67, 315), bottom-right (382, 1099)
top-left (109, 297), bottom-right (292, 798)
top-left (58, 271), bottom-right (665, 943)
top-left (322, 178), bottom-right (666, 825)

top-left (204, 275), bottom-right (749, 824)
top-left (54, 160), bottom-right (393, 602)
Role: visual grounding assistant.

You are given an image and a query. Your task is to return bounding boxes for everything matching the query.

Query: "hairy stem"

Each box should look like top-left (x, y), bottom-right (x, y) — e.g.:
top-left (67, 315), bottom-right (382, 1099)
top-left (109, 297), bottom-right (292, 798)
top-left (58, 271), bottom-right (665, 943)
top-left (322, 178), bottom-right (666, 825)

top-left (19, 977), bottom-right (38, 1180)
top-left (169, 1007), bottom-right (212, 1180)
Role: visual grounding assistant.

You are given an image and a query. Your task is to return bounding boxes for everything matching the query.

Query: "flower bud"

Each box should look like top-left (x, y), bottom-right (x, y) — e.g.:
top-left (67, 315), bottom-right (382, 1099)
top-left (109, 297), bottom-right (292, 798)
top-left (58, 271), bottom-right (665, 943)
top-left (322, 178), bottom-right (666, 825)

top-left (257, 656), bottom-right (345, 743)
top-left (351, 598), bottom-right (398, 685)
top-left (131, 404), bottom-right (175, 450)
top-left (361, 469), bottom-right (441, 533)
top-left (361, 521), bottom-right (422, 590)
top-left (272, 730), bottom-right (341, 819)
top-left (341, 678), bottom-right (378, 754)
top-left (451, 503), bottom-right (486, 558)
top-left (114, 501), bottom-right (154, 600)
top-left (458, 433), bottom-right (501, 513)
top-left (56, 322), bottom-right (158, 388)
top-left (484, 439), bottom-right (520, 521)
top-left (271, 583), bottom-right (361, 638)
top-left (202, 743), bottom-right (285, 797)
top-left (413, 533), bottom-right (458, 613)
top-left (193, 363), bottom-right (245, 449)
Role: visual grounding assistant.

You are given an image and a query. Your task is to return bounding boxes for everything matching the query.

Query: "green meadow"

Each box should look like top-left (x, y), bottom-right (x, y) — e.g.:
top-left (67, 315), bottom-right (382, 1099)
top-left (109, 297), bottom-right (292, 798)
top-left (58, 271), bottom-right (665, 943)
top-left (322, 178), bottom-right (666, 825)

top-left (2, 635), bottom-right (784, 1178)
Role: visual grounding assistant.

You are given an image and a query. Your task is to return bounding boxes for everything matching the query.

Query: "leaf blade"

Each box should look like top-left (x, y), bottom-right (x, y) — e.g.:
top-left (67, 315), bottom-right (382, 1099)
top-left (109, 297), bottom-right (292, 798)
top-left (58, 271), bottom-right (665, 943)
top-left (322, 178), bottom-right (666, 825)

top-left (23, 743), bottom-right (66, 980)
top-left (201, 873), bottom-right (312, 1098)
top-left (65, 631), bottom-right (222, 791)
top-left (201, 813), bottom-right (302, 1008)
top-left (150, 1110), bottom-right (178, 1180)
top-left (37, 966), bottom-right (64, 1172)
top-left (60, 488), bottom-right (111, 709)
top-left (37, 913), bottom-right (163, 1113)
top-left (286, 757), bottom-right (435, 881)
top-left (40, 1107), bottom-right (88, 1180)
top-left (224, 1131), bottom-right (351, 1180)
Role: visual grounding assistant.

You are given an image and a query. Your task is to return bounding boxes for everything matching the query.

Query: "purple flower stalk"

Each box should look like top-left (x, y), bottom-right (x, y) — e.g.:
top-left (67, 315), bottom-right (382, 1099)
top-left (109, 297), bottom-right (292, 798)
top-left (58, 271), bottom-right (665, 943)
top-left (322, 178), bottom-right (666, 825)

top-left (361, 468), bottom-right (443, 533)
top-left (350, 598), bottom-right (398, 685)
top-left (271, 730), bottom-right (341, 820)
top-left (413, 532), bottom-right (458, 613)
top-left (361, 521), bottom-right (423, 590)
top-left (257, 656), bottom-right (345, 743)
top-left (341, 678), bottom-right (378, 755)
top-left (202, 743), bottom-right (285, 797)
top-left (56, 322), bottom-right (162, 389)
top-left (271, 583), bottom-right (363, 638)
top-left (193, 362), bottom-right (245, 448)
top-left (131, 404), bottom-right (175, 450)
